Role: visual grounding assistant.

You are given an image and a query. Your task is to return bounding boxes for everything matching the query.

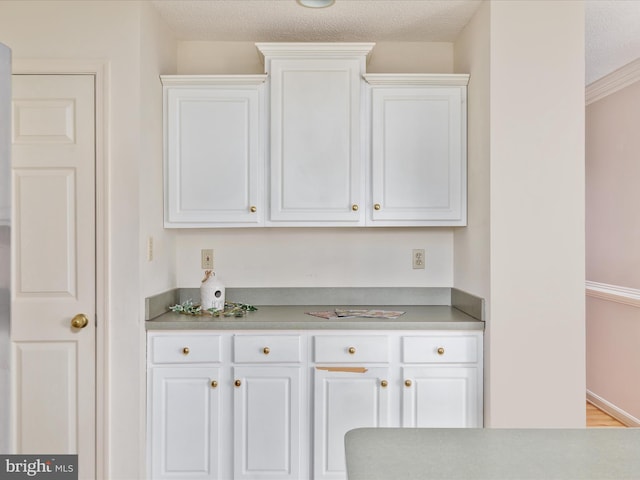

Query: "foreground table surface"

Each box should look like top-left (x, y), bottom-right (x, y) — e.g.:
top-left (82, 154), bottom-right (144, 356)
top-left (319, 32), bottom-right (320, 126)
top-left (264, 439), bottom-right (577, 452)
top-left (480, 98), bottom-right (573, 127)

top-left (345, 428), bottom-right (640, 480)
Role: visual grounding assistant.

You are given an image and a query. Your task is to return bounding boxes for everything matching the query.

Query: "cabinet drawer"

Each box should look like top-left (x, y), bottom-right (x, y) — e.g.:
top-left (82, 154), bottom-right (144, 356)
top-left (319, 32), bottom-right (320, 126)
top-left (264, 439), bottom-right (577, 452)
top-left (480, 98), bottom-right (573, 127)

top-left (402, 335), bottom-right (478, 363)
top-left (150, 334), bottom-right (222, 364)
top-left (314, 335), bottom-right (389, 363)
top-left (233, 335), bottom-right (302, 363)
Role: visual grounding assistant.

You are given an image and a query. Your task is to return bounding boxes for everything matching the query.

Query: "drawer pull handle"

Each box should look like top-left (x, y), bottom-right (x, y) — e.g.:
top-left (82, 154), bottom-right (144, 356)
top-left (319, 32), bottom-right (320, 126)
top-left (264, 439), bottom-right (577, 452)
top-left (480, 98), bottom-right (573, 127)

top-left (263, 347), bottom-right (270, 355)
top-left (211, 380), bottom-right (218, 388)
top-left (352, 204), bottom-right (359, 212)
top-left (374, 203), bottom-right (381, 210)
top-left (405, 379), bottom-right (412, 387)
top-left (380, 380), bottom-right (388, 388)
top-left (348, 346), bottom-right (356, 354)
top-left (234, 380), bottom-right (242, 387)
top-left (437, 347), bottom-right (445, 355)
top-left (250, 206), bottom-right (257, 213)
top-left (182, 347), bottom-right (190, 355)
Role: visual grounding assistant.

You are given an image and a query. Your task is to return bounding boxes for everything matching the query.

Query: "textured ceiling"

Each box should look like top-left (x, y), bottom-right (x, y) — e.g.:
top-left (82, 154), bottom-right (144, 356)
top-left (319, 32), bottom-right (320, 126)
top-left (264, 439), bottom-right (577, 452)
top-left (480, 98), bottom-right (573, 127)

top-left (150, 0), bottom-right (482, 42)
top-left (151, 0), bottom-right (640, 85)
top-left (585, 0), bottom-right (640, 84)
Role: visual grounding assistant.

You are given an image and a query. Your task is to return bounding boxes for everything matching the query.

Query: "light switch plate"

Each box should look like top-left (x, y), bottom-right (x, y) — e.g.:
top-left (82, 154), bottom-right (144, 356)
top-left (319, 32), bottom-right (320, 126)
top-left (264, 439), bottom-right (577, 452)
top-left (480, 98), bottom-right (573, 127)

top-left (201, 249), bottom-right (214, 269)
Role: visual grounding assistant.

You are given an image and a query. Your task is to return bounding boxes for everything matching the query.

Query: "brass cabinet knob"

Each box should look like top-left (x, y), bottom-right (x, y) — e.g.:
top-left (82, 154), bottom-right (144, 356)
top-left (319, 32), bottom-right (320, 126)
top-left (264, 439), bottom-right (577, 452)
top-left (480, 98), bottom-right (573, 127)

top-left (348, 346), bottom-right (356, 354)
top-left (211, 380), bottom-right (218, 388)
top-left (71, 313), bottom-right (89, 329)
top-left (380, 380), bottom-right (388, 388)
top-left (182, 347), bottom-right (190, 355)
top-left (374, 203), bottom-right (381, 210)
top-left (437, 347), bottom-right (445, 355)
top-left (234, 380), bottom-right (242, 387)
top-left (352, 204), bottom-right (359, 211)
top-left (250, 206), bottom-right (257, 213)
top-left (263, 347), bottom-right (270, 355)
top-left (405, 379), bottom-right (412, 387)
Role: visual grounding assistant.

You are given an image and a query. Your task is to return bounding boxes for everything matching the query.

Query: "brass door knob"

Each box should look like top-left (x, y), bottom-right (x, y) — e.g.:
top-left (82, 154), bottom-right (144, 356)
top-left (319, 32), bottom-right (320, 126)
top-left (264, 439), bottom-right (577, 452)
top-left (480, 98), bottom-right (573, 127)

top-left (263, 347), bottom-right (270, 355)
top-left (437, 347), bottom-right (445, 355)
top-left (182, 347), bottom-right (190, 355)
top-left (352, 204), bottom-right (359, 211)
top-left (348, 346), bottom-right (356, 354)
top-left (211, 380), bottom-right (218, 388)
top-left (250, 206), bottom-right (257, 213)
top-left (380, 380), bottom-right (388, 388)
top-left (374, 203), bottom-right (381, 210)
top-left (405, 379), bottom-right (412, 387)
top-left (71, 313), bottom-right (89, 329)
top-left (234, 380), bottom-right (242, 387)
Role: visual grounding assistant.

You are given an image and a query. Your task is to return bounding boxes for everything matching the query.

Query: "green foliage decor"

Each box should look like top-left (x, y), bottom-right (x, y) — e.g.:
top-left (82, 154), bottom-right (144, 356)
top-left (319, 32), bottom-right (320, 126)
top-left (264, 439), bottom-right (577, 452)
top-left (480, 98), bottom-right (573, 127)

top-left (169, 299), bottom-right (258, 317)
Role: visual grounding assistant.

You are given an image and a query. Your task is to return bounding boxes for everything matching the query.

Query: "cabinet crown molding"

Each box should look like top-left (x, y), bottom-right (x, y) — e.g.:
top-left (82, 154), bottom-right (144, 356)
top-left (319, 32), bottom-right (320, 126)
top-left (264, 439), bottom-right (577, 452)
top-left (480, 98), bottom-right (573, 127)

top-left (363, 73), bottom-right (470, 86)
top-left (256, 42), bottom-right (375, 62)
top-left (160, 74), bottom-right (268, 86)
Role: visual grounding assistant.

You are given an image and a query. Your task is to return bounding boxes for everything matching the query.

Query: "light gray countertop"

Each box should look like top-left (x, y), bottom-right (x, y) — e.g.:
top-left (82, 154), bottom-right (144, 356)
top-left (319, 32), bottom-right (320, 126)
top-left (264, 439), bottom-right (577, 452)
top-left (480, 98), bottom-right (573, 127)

top-left (345, 428), bottom-right (640, 479)
top-left (145, 305), bottom-right (484, 331)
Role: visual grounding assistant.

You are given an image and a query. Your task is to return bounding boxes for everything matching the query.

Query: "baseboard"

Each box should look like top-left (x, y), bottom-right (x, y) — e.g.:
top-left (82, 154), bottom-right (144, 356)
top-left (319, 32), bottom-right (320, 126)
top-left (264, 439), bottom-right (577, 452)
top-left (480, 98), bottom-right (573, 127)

top-left (586, 390), bottom-right (640, 427)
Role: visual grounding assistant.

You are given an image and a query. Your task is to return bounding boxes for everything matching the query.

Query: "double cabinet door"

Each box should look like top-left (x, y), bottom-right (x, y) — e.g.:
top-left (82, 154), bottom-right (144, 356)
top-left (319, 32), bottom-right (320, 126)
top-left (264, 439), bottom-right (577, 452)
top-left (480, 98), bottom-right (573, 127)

top-left (147, 330), bottom-right (483, 480)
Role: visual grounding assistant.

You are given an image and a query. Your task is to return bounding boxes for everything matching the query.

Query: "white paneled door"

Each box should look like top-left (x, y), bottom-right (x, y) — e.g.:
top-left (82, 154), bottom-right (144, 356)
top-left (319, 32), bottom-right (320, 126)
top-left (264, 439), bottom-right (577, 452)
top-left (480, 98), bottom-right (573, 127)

top-left (11, 75), bottom-right (95, 478)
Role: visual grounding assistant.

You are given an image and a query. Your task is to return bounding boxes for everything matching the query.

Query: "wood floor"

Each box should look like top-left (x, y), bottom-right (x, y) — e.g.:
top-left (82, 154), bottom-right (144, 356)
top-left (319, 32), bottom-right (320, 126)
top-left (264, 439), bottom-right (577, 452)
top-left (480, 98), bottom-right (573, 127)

top-left (586, 402), bottom-right (626, 427)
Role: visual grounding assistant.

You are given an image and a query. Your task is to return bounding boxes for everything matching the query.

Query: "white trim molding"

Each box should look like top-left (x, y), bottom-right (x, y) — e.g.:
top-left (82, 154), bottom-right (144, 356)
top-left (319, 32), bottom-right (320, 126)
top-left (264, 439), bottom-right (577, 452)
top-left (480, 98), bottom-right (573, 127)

top-left (585, 281), bottom-right (640, 308)
top-left (363, 73), bottom-right (470, 86)
top-left (586, 57), bottom-right (640, 105)
top-left (160, 74), bottom-right (267, 86)
top-left (587, 390), bottom-right (640, 427)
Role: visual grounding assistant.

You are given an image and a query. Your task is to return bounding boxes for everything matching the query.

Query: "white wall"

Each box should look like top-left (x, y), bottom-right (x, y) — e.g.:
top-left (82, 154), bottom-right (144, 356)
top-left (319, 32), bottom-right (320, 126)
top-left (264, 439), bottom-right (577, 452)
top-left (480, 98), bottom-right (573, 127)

top-left (486, 0), bottom-right (586, 427)
top-left (177, 40), bottom-right (453, 75)
top-left (176, 228), bottom-right (454, 288)
top-left (173, 41), bottom-right (457, 290)
top-left (586, 76), bottom-right (640, 423)
top-left (452, 0), bottom-right (492, 420)
top-left (139, 2), bottom-right (178, 301)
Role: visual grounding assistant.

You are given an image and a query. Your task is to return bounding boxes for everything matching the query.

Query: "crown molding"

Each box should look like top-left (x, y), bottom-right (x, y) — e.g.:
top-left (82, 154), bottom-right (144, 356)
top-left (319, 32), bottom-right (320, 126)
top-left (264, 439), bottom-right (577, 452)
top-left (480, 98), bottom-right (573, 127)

top-left (363, 73), bottom-right (469, 86)
top-left (160, 74), bottom-right (268, 86)
top-left (256, 42), bottom-right (375, 62)
top-left (586, 281), bottom-right (640, 308)
top-left (586, 57), bottom-right (640, 105)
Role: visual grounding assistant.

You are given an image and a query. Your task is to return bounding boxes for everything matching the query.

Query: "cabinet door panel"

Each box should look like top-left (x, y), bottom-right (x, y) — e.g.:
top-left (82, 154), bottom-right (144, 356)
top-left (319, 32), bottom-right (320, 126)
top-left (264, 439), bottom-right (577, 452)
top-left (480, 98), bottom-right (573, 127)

top-left (402, 366), bottom-right (479, 428)
top-left (268, 59), bottom-right (363, 224)
top-left (150, 367), bottom-right (220, 479)
top-left (233, 366), bottom-right (301, 480)
top-left (164, 85), bottom-right (263, 227)
top-left (313, 367), bottom-right (390, 480)
top-left (369, 86), bottom-right (466, 226)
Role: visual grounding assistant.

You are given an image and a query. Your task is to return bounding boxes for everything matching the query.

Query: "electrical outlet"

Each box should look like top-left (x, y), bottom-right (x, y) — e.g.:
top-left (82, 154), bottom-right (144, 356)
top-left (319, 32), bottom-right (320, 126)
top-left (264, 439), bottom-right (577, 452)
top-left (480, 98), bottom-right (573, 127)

top-left (201, 249), bottom-right (214, 270)
top-left (412, 249), bottom-right (425, 269)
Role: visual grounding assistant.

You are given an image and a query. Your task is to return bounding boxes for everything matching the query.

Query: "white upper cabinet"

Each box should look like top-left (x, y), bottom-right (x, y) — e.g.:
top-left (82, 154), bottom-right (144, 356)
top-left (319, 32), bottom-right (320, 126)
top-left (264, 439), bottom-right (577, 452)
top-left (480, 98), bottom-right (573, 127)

top-left (364, 74), bottom-right (469, 226)
top-left (162, 75), bottom-right (267, 228)
top-left (161, 46), bottom-right (469, 228)
top-left (257, 43), bottom-right (374, 226)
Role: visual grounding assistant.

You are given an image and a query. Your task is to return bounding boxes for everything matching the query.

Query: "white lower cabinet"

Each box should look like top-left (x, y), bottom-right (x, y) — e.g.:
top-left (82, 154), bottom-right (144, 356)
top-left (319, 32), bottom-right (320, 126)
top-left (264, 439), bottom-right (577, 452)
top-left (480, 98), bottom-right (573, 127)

top-left (402, 366), bottom-right (480, 428)
top-left (313, 368), bottom-right (389, 480)
top-left (147, 330), bottom-right (483, 480)
top-left (149, 367), bottom-right (221, 479)
top-left (233, 366), bottom-right (302, 480)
